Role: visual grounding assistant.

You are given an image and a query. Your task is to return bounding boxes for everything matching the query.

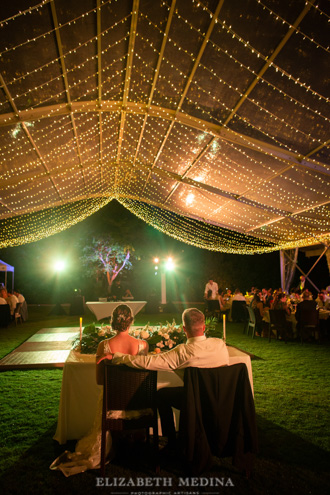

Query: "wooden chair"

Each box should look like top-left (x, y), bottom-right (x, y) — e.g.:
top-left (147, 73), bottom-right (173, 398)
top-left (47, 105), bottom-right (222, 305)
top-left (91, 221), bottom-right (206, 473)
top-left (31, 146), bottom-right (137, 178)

top-left (100, 364), bottom-right (159, 476)
top-left (268, 309), bottom-right (289, 343)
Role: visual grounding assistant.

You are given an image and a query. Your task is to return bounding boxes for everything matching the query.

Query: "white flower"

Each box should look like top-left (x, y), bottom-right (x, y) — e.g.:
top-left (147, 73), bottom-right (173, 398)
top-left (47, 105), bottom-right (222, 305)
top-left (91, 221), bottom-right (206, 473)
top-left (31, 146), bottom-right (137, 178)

top-left (98, 329), bottom-right (105, 336)
top-left (140, 330), bottom-right (150, 339)
top-left (163, 333), bottom-right (170, 340)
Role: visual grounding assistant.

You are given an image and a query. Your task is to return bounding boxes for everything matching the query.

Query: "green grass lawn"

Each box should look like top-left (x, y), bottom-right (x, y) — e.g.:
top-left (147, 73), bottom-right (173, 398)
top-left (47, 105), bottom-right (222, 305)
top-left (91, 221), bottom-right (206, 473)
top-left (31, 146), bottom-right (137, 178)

top-left (0, 306), bottom-right (329, 495)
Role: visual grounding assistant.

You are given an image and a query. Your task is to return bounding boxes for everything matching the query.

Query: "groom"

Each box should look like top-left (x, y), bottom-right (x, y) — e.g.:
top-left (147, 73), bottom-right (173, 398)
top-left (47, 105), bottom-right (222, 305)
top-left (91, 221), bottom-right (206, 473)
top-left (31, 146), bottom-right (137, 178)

top-left (104, 308), bottom-right (229, 447)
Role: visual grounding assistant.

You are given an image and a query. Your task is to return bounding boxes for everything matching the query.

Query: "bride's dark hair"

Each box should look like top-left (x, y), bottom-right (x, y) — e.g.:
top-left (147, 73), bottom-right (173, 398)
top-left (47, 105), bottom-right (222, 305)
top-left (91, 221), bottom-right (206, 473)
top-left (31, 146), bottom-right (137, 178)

top-left (111, 304), bottom-right (134, 332)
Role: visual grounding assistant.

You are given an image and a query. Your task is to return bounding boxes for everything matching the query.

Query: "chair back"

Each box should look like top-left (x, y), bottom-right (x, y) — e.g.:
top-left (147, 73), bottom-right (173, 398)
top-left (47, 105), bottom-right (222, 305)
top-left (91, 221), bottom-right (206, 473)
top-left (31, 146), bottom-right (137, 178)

top-left (0, 304), bottom-right (11, 327)
top-left (300, 309), bottom-right (319, 326)
top-left (268, 309), bottom-right (288, 342)
top-left (103, 364), bottom-right (157, 411)
top-left (247, 305), bottom-right (256, 325)
top-left (245, 306), bottom-right (257, 337)
top-left (179, 364), bottom-right (257, 476)
top-left (299, 309), bottom-right (319, 343)
top-left (231, 300), bottom-right (247, 322)
top-left (14, 302), bottom-right (23, 324)
top-left (269, 309), bottom-right (287, 326)
top-left (101, 364), bottom-right (159, 476)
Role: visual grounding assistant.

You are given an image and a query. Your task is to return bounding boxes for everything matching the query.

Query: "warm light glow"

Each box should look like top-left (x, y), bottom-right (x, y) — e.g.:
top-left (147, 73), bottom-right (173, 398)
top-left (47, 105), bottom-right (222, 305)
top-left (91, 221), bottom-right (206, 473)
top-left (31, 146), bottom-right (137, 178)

top-left (0, 1), bottom-right (328, 254)
top-left (185, 193), bottom-right (195, 206)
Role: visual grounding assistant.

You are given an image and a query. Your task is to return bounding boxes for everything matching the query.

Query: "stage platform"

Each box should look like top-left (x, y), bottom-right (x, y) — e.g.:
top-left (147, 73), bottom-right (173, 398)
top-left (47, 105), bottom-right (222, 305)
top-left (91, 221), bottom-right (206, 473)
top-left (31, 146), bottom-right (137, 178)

top-left (0, 327), bottom-right (79, 370)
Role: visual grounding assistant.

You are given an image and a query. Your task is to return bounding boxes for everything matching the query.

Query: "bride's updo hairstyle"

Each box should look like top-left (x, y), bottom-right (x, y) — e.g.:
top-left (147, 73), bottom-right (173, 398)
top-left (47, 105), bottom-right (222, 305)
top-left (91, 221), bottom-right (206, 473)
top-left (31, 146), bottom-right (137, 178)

top-left (111, 304), bottom-right (134, 332)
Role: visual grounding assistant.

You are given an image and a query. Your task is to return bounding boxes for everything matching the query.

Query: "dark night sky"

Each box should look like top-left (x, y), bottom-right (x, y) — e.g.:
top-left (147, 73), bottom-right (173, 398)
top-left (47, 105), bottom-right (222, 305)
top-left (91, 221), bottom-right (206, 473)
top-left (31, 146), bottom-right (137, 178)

top-left (0, 200), bottom-right (328, 303)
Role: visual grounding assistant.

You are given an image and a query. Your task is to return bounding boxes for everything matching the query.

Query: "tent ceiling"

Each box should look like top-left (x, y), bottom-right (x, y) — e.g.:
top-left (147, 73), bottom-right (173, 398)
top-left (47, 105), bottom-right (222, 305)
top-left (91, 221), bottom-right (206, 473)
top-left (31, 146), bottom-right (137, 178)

top-left (0, 0), bottom-right (329, 253)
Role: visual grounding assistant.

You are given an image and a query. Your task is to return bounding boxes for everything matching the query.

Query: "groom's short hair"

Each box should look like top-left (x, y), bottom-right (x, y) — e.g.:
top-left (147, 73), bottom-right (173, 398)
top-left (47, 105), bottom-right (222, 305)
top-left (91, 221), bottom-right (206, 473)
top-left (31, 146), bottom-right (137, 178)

top-left (182, 308), bottom-right (205, 336)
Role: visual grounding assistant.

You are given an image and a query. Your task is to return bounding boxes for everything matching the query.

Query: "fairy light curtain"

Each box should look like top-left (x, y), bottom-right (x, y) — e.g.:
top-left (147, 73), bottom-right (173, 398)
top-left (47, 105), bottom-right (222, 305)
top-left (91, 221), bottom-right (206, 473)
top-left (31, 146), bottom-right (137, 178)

top-left (0, 0), bottom-right (329, 254)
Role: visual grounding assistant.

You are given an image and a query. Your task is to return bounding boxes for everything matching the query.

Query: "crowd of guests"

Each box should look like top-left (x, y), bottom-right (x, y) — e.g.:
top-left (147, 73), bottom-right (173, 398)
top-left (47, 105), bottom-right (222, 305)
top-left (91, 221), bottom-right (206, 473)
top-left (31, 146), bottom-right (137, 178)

top-left (0, 285), bottom-right (26, 320)
top-left (204, 278), bottom-right (330, 338)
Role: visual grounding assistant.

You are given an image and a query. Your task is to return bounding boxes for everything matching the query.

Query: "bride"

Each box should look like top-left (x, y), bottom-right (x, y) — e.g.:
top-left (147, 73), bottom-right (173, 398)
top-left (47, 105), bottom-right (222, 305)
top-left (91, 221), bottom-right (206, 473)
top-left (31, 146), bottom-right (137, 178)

top-left (50, 304), bottom-right (149, 477)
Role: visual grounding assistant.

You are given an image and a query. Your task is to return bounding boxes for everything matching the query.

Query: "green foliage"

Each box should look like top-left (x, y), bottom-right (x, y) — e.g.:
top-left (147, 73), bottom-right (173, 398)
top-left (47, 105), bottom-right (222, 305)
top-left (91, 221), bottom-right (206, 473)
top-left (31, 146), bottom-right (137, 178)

top-left (72, 323), bottom-right (115, 354)
top-left (79, 235), bottom-right (134, 286)
top-left (204, 316), bottom-right (219, 336)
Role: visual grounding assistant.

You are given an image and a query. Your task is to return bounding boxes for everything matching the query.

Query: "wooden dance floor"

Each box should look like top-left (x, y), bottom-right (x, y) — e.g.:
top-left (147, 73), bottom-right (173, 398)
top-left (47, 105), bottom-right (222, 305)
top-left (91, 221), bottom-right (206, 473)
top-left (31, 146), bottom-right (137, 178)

top-left (0, 327), bottom-right (79, 370)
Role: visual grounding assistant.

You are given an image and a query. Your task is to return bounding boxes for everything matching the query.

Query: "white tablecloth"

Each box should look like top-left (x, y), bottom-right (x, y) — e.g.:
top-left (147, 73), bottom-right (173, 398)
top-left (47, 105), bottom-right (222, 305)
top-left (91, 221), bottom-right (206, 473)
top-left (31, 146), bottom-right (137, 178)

top-left (53, 346), bottom-right (254, 444)
top-left (86, 301), bottom-right (147, 320)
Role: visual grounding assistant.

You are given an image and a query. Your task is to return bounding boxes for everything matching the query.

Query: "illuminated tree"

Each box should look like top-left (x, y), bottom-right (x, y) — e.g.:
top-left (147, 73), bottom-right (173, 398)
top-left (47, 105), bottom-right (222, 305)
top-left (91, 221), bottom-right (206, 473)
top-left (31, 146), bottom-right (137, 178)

top-left (80, 236), bottom-right (134, 291)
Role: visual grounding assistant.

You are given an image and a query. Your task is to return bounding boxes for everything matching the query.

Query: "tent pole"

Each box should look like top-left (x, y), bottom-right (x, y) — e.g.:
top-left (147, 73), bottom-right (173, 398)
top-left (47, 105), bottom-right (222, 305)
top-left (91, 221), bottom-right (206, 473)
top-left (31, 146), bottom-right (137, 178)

top-left (280, 250), bottom-right (285, 291)
top-left (280, 248), bottom-right (298, 292)
top-left (283, 251), bottom-right (320, 293)
top-left (305, 246), bottom-right (329, 278)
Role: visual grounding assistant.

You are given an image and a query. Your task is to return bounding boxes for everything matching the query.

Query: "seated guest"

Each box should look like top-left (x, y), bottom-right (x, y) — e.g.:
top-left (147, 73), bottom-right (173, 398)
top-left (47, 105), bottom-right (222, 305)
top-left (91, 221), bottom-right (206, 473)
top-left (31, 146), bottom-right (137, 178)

top-left (6, 290), bottom-right (18, 316)
top-left (251, 293), bottom-right (265, 336)
top-left (315, 292), bottom-right (327, 309)
top-left (271, 293), bottom-right (291, 316)
top-left (217, 290), bottom-right (226, 311)
top-left (289, 288), bottom-right (297, 300)
top-left (14, 289), bottom-right (28, 321)
top-left (290, 289), bottom-right (302, 303)
top-left (0, 290), bottom-right (8, 304)
top-left (217, 291), bottom-right (230, 320)
top-left (108, 308), bottom-right (229, 449)
top-left (260, 288), bottom-right (268, 303)
top-left (0, 287), bottom-right (8, 299)
top-left (13, 290), bottom-right (25, 303)
top-left (264, 288), bottom-right (273, 308)
top-left (224, 288), bottom-right (232, 300)
top-left (50, 304), bottom-right (149, 476)
top-left (302, 289), bottom-right (313, 300)
top-left (232, 288), bottom-right (246, 301)
top-left (96, 304), bottom-right (149, 384)
top-left (316, 291), bottom-right (330, 309)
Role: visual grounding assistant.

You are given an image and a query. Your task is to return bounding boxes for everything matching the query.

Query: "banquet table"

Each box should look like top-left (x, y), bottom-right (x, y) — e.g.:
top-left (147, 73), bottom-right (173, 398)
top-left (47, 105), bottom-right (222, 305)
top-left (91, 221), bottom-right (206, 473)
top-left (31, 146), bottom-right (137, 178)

top-left (86, 301), bottom-right (147, 320)
top-left (53, 346), bottom-right (254, 444)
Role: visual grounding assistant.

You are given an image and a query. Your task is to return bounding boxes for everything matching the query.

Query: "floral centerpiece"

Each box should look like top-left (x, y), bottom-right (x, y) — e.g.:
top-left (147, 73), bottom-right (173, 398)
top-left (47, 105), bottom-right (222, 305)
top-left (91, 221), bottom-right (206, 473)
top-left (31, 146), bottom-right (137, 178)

top-left (72, 322), bottom-right (115, 354)
top-left (132, 319), bottom-right (186, 353)
top-left (73, 316), bottom-right (221, 355)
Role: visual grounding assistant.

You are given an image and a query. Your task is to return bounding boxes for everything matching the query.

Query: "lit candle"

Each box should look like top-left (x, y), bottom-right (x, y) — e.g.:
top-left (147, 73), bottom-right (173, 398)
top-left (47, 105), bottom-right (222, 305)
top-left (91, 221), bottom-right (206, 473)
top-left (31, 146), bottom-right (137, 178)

top-left (223, 314), bottom-right (226, 343)
top-left (79, 317), bottom-right (83, 342)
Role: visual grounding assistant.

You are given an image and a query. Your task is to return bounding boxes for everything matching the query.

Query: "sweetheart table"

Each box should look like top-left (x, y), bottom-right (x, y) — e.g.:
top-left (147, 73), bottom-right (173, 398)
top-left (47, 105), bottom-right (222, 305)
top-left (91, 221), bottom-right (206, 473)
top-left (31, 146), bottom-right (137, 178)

top-left (53, 346), bottom-right (254, 444)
